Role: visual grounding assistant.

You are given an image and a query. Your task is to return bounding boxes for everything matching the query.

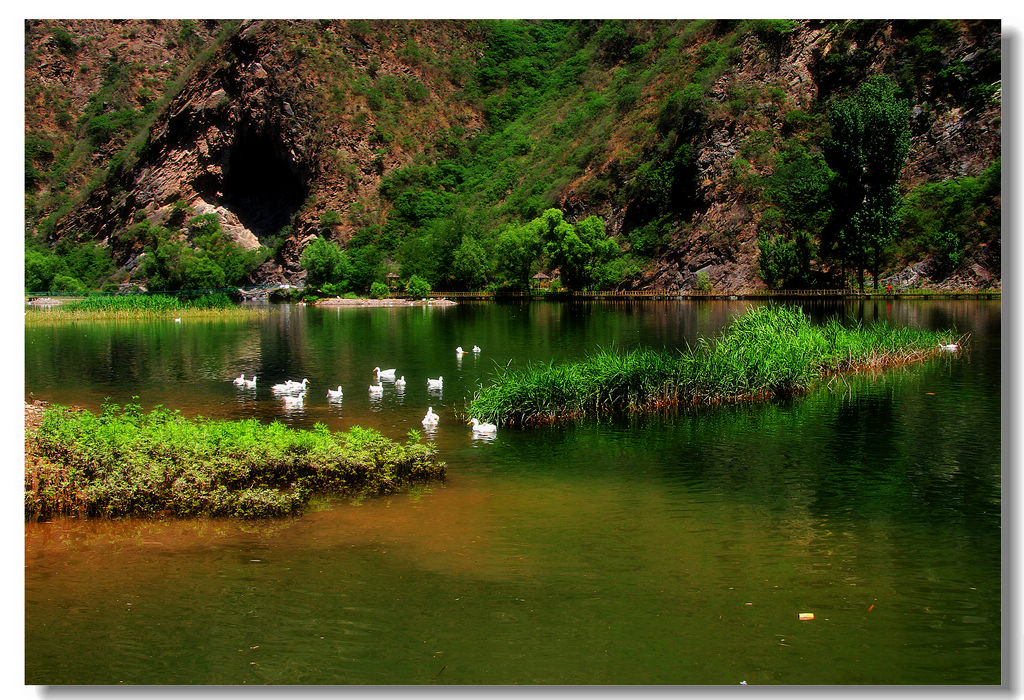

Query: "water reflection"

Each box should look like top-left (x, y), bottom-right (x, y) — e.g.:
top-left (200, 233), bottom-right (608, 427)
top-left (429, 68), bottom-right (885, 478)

top-left (281, 393), bottom-right (306, 413)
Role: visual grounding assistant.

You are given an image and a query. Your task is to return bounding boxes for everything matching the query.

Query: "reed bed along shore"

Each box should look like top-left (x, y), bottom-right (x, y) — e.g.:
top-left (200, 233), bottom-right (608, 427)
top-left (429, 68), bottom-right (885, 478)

top-left (25, 401), bottom-right (445, 520)
top-left (24, 293), bottom-right (266, 322)
top-left (467, 305), bottom-right (963, 426)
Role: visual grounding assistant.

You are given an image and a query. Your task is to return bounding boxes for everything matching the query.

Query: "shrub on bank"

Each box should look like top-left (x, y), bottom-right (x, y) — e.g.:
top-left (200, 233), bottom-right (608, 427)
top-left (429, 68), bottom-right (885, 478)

top-left (25, 402), bottom-right (446, 520)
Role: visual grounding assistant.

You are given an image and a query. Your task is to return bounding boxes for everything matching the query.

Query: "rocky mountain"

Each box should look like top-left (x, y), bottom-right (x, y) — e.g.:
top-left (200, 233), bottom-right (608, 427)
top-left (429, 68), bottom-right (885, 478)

top-left (24, 19), bottom-right (1001, 292)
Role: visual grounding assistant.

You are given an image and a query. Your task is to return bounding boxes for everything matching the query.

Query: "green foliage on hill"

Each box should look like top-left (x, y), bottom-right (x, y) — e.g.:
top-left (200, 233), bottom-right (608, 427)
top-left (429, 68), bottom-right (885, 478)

top-left (900, 159), bottom-right (1000, 276)
top-left (25, 239), bottom-right (115, 293)
top-left (25, 19), bottom-right (1001, 294)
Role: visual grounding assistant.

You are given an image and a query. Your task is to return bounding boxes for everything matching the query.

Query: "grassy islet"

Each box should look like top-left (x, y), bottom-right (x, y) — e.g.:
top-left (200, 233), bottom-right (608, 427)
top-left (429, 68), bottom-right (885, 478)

top-left (467, 305), bottom-right (961, 426)
top-left (25, 400), bottom-right (445, 520)
top-left (25, 293), bottom-right (264, 322)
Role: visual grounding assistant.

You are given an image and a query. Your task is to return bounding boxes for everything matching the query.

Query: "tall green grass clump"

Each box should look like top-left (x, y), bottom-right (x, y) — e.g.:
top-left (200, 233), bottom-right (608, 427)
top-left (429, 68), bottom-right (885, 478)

top-left (25, 293), bottom-right (262, 322)
top-left (26, 401), bottom-right (445, 520)
top-left (467, 305), bottom-right (958, 425)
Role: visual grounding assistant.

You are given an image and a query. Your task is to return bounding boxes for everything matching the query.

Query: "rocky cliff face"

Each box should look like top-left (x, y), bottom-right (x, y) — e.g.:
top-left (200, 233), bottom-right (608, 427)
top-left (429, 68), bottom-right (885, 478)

top-left (28, 19), bottom-right (1001, 290)
top-left (47, 19), bottom-right (486, 285)
top-left (579, 21), bottom-right (1001, 291)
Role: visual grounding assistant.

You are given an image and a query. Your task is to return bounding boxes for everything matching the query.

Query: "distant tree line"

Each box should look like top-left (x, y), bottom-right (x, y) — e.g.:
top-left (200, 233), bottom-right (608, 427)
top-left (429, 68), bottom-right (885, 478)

top-left (299, 207), bottom-right (626, 296)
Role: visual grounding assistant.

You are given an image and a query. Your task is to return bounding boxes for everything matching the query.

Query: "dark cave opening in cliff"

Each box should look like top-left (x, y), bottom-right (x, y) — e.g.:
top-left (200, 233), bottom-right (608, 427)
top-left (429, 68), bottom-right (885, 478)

top-left (216, 126), bottom-right (308, 240)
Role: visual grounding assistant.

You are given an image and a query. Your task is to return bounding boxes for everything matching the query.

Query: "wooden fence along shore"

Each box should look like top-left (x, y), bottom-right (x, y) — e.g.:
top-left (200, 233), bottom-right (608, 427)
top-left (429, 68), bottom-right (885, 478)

top-left (416, 289), bottom-right (1001, 301)
top-left (26, 287), bottom-right (1000, 304)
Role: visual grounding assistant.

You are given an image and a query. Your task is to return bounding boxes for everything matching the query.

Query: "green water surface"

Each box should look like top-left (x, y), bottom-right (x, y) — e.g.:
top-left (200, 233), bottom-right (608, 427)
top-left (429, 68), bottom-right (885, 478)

top-left (24, 299), bottom-right (1001, 684)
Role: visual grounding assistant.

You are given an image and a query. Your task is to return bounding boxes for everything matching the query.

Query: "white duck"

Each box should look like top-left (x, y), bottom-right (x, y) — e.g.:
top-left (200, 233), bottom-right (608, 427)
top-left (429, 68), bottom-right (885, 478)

top-left (369, 381), bottom-right (384, 395)
top-left (456, 346), bottom-right (465, 355)
top-left (427, 376), bottom-right (443, 390)
top-left (939, 343), bottom-right (959, 352)
top-left (283, 391), bottom-right (306, 408)
top-left (243, 375), bottom-right (258, 389)
top-left (232, 373), bottom-right (246, 386)
top-left (327, 385), bottom-right (344, 400)
top-left (374, 367), bottom-right (397, 381)
top-left (472, 345), bottom-right (481, 353)
top-left (422, 407), bottom-right (439, 427)
top-left (395, 376), bottom-right (407, 389)
top-left (469, 418), bottom-right (497, 435)
top-left (273, 378), bottom-right (309, 393)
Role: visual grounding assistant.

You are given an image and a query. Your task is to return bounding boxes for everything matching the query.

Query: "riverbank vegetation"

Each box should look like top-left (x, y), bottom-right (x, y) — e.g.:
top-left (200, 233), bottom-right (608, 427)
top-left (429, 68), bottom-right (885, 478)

top-left (24, 292), bottom-right (265, 322)
top-left (25, 401), bottom-right (446, 520)
top-left (466, 305), bottom-right (959, 426)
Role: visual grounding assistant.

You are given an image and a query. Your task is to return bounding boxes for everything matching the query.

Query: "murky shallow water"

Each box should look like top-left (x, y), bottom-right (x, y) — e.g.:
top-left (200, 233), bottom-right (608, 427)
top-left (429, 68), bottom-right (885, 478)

top-left (24, 300), bottom-right (1001, 684)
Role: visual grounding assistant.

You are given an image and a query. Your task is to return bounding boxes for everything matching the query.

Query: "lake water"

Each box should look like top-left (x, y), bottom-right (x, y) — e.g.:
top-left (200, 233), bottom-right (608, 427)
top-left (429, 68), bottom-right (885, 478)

top-left (24, 299), bottom-right (1002, 685)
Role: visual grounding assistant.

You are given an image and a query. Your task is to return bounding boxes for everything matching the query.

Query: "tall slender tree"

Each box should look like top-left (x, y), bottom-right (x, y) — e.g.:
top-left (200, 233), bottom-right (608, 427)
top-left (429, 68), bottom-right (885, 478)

top-left (822, 75), bottom-right (911, 290)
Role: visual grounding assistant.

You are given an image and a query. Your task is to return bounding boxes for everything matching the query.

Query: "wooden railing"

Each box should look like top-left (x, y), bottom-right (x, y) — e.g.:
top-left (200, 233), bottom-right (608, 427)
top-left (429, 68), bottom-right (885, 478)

top-left (417, 288), bottom-right (1000, 300)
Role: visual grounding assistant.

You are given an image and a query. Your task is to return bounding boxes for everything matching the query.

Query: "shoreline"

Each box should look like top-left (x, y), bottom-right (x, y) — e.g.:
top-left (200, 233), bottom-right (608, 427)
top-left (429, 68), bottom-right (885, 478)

top-left (314, 297), bottom-right (458, 307)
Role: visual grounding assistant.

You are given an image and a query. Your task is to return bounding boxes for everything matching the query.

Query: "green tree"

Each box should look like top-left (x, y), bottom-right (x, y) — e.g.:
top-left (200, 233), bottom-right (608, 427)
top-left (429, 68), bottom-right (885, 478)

top-left (405, 274), bottom-right (431, 298)
top-left (25, 246), bottom-right (66, 292)
top-left (451, 234), bottom-right (489, 289)
top-left (494, 220), bottom-right (544, 290)
top-left (539, 209), bottom-right (619, 291)
top-left (822, 75), bottom-right (911, 290)
top-left (180, 255), bottom-right (226, 290)
top-left (300, 236), bottom-right (345, 287)
top-left (138, 225), bottom-right (186, 290)
top-left (696, 270), bottom-right (713, 292)
top-left (757, 227), bottom-right (815, 289)
top-left (348, 245), bottom-right (384, 292)
top-left (50, 273), bottom-right (88, 295)
top-left (756, 145), bottom-right (832, 288)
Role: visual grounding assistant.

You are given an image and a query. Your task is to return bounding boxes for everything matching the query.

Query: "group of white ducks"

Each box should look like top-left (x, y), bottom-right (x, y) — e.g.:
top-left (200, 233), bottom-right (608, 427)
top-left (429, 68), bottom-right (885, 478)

top-left (368, 366), bottom-right (435, 395)
top-left (228, 343), bottom-right (498, 435)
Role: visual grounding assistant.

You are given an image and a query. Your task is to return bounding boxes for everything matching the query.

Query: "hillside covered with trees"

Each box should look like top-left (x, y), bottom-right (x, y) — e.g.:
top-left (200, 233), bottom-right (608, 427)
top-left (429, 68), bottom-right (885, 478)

top-left (24, 19), bottom-right (1001, 296)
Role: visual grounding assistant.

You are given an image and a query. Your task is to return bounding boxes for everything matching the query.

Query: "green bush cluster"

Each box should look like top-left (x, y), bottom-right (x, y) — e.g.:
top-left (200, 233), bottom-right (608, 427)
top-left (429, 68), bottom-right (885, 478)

top-left (493, 208), bottom-right (621, 291)
top-left (899, 159), bottom-right (1000, 275)
top-left (26, 401), bottom-right (446, 520)
top-left (25, 239), bottom-right (115, 294)
top-left (136, 214), bottom-right (268, 292)
top-left (405, 274), bottom-right (431, 297)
